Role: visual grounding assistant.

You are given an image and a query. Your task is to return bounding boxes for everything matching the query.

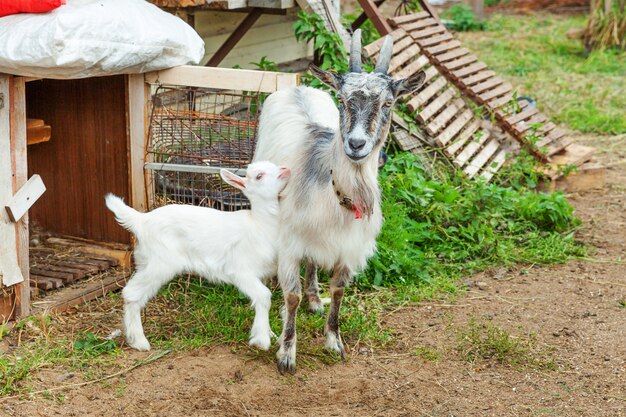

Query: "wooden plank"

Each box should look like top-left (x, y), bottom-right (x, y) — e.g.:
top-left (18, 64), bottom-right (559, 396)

top-left (48, 272), bottom-right (130, 313)
top-left (389, 11), bottom-right (430, 26)
top-left (426, 98), bottom-right (465, 136)
top-left (5, 175), bottom-right (46, 222)
top-left (443, 55), bottom-right (478, 71)
top-left (426, 40), bottom-right (462, 54)
top-left (389, 44), bottom-right (421, 73)
top-left (445, 120), bottom-right (480, 156)
top-left (480, 149), bottom-right (507, 182)
top-left (481, 83), bottom-right (514, 103)
top-left (364, 29), bottom-right (404, 57)
top-left (389, 36), bottom-right (414, 57)
top-left (29, 268), bottom-right (74, 283)
top-left (417, 87), bottom-right (455, 123)
top-left (471, 77), bottom-right (504, 95)
top-left (462, 70), bottom-right (496, 86)
top-left (547, 162), bottom-right (606, 192)
top-left (514, 114), bottom-right (548, 134)
top-left (436, 109), bottom-right (474, 146)
top-left (436, 47), bottom-right (470, 62)
top-left (407, 77), bottom-right (447, 111)
top-left (464, 139), bottom-right (500, 178)
top-left (66, 257), bottom-right (110, 271)
top-left (27, 118), bottom-right (44, 129)
top-left (81, 253), bottom-right (121, 267)
top-left (31, 276), bottom-right (54, 291)
top-left (33, 263), bottom-right (86, 280)
top-left (127, 75), bottom-right (149, 214)
top-left (393, 55), bottom-right (429, 78)
top-left (547, 143), bottom-right (594, 169)
top-left (505, 107), bottom-right (539, 125)
top-left (410, 25), bottom-right (446, 39)
top-left (546, 137), bottom-right (573, 156)
top-left (144, 66), bottom-right (299, 93)
top-left (422, 66), bottom-right (440, 83)
top-left (403, 17), bottom-right (438, 32)
top-left (36, 259), bottom-right (100, 274)
top-left (488, 93), bottom-right (515, 110)
top-left (418, 33), bottom-right (453, 47)
top-left (454, 130), bottom-right (490, 167)
top-left (453, 62), bottom-right (488, 78)
top-left (27, 125), bottom-right (51, 145)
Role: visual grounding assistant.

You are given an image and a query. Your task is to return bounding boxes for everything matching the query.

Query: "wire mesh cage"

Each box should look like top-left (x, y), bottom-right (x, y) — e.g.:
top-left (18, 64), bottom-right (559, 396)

top-left (146, 85), bottom-right (268, 211)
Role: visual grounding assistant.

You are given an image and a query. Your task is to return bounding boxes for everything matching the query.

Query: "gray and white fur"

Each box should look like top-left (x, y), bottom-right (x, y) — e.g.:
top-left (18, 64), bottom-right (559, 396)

top-left (254, 30), bottom-right (426, 374)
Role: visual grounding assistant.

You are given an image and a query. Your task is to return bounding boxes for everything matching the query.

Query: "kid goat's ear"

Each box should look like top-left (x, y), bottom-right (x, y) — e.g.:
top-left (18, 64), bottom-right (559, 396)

top-left (220, 169), bottom-right (246, 190)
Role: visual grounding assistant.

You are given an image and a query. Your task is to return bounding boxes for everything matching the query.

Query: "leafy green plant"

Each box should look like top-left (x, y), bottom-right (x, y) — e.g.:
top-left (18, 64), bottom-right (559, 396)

top-left (74, 332), bottom-right (117, 358)
top-left (358, 151), bottom-right (584, 288)
top-left (443, 5), bottom-right (487, 32)
top-left (250, 56), bottom-right (279, 72)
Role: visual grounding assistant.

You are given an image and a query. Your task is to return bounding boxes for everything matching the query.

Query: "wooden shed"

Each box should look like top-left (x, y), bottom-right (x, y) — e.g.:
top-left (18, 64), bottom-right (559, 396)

top-left (0, 66), bottom-right (298, 321)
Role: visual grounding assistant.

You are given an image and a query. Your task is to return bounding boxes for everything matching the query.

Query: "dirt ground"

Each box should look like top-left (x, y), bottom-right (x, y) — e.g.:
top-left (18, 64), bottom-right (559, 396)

top-left (1, 132), bottom-right (625, 416)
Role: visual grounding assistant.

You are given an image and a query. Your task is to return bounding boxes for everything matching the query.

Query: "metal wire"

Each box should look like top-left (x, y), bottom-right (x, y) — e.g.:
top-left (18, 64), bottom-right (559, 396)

top-left (146, 86), bottom-right (266, 211)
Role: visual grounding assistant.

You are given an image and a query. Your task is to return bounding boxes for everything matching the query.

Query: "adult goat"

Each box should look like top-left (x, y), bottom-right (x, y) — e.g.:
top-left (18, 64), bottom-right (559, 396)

top-left (254, 30), bottom-right (426, 374)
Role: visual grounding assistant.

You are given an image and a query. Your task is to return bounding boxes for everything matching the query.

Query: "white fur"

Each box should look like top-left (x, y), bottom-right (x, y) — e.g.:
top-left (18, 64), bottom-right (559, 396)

top-left (105, 161), bottom-right (290, 351)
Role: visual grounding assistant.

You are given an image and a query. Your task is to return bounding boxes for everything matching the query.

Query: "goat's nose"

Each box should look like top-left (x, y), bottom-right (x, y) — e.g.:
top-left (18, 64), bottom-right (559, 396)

top-left (348, 138), bottom-right (367, 152)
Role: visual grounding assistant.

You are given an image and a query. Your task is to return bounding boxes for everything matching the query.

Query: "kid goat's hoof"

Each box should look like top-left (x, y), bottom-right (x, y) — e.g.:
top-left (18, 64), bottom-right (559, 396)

top-left (249, 335), bottom-right (272, 351)
top-left (127, 337), bottom-right (151, 352)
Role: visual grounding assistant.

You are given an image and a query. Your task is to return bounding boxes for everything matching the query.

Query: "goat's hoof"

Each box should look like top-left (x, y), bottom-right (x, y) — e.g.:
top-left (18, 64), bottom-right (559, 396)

top-left (127, 336), bottom-right (151, 352)
top-left (276, 355), bottom-right (296, 375)
top-left (249, 334), bottom-right (272, 351)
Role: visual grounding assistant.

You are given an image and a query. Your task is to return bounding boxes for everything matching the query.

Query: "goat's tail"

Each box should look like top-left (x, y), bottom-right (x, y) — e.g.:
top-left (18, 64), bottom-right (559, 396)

top-left (105, 193), bottom-right (143, 235)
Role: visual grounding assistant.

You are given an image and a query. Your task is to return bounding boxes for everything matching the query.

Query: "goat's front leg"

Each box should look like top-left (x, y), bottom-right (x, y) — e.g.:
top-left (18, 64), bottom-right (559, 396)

top-left (276, 256), bottom-right (302, 375)
top-left (237, 277), bottom-right (273, 351)
top-left (304, 260), bottom-right (324, 314)
top-left (325, 265), bottom-right (351, 359)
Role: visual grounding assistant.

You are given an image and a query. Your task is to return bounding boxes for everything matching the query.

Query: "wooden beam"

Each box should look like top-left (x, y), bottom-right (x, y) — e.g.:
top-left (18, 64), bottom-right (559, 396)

top-left (145, 65), bottom-right (299, 93)
top-left (356, 0), bottom-right (393, 35)
top-left (127, 74), bottom-right (149, 213)
top-left (206, 8), bottom-right (263, 67)
top-left (351, 0), bottom-right (386, 31)
top-left (416, 0), bottom-right (440, 19)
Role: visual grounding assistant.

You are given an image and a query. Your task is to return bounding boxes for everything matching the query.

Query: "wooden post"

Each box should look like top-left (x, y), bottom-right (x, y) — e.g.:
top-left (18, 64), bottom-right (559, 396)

top-left (357, 0), bottom-right (393, 35)
top-left (206, 9), bottom-right (263, 67)
top-left (10, 76), bottom-right (30, 318)
top-left (470, 0), bottom-right (485, 20)
top-left (127, 74), bottom-right (149, 212)
top-left (417, 0), bottom-right (440, 19)
top-left (351, 0), bottom-right (387, 31)
top-left (0, 74), bottom-right (27, 321)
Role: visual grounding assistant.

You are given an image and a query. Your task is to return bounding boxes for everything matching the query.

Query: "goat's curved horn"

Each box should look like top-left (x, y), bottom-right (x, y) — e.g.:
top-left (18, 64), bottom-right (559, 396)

top-left (349, 29), bottom-right (362, 73)
top-left (374, 35), bottom-right (394, 74)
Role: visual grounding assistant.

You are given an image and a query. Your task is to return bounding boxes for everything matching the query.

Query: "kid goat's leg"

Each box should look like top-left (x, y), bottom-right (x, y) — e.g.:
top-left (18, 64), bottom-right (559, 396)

top-left (304, 260), bottom-right (324, 314)
top-left (276, 256), bottom-right (302, 375)
top-left (122, 265), bottom-right (173, 351)
top-left (236, 277), bottom-right (273, 351)
top-left (325, 265), bottom-right (351, 359)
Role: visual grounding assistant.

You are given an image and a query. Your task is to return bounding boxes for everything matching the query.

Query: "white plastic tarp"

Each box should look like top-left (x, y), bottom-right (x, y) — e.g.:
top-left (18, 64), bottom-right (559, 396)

top-left (0, 0), bottom-right (205, 79)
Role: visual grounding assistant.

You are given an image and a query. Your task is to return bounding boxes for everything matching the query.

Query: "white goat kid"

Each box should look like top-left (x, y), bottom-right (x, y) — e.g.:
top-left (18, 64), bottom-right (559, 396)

top-left (254, 30), bottom-right (426, 374)
top-left (105, 161), bottom-right (290, 352)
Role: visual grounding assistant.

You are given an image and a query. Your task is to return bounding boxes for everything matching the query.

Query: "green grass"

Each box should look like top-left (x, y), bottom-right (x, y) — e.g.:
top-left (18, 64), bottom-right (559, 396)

top-left (458, 13), bottom-right (626, 134)
top-left (456, 317), bottom-right (557, 370)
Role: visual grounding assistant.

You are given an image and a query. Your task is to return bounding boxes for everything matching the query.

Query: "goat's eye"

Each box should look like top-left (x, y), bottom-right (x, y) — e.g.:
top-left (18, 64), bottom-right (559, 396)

top-left (383, 100), bottom-right (393, 108)
top-left (256, 173), bottom-right (264, 181)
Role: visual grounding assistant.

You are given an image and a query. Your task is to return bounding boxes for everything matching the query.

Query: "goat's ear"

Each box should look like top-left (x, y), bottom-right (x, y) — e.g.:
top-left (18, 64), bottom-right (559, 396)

top-left (308, 64), bottom-right (342, 90)
top-left (392, 70), bottom-right (426, 98)
top-left (220, 169), bottom-right (246, 190)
